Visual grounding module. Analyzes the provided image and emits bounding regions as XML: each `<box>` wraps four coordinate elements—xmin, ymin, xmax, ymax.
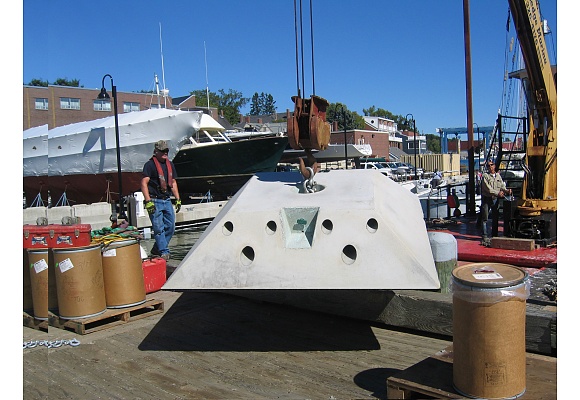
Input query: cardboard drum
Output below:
<box><xmin>101</xmin><ymin>239</ymin><xmax>146</xmax><ymax>308</ymax></box>
<box><xmin>452</xmin><ymin>263</ymin><xmax>530</xmax><ymax>399</ymax></box>
<box><xmin>53</xmin><ymin>244</ymin><xmax>106</xmax><ymax>319</ymax></box>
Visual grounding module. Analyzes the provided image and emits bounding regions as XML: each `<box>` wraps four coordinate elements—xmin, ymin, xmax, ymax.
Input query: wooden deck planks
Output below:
<box><xmin>24</xmin><ymin>290</ymin><xmax>453</xmax><ymax>399</ymax></box>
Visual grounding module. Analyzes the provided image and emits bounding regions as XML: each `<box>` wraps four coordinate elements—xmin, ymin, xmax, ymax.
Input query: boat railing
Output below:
<box><xmin>423</xmin><ymin>180</ymin><xmax>472</xmax><ymax>220</ymax></box>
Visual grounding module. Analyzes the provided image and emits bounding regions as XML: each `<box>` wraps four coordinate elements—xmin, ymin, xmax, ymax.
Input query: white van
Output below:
<box><xmin>360</xmin><ymin>162</ymin><xmax>394</xmax><ymax>178</ymax></box>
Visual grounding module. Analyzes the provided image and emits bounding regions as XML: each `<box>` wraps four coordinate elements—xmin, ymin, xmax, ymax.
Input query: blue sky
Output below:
<box><xmin>22</xmin><ymin>0</ymin><xmax>558</xmax><ymax>136</ymax></box>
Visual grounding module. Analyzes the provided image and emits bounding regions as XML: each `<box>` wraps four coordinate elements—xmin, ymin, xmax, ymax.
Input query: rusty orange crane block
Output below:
<box><xmin>287</xmin><ymin>95</ymin><xmax>331</xmax><ymax>151</ymax></box>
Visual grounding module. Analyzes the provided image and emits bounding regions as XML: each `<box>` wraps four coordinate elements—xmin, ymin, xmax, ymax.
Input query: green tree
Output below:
<box><xmin>217</xmin><ymin>89</ymin><xmax>249</xmax><ymax>125</ymax></box>
<box><xmin>26</xmin><ymin>78</ymin><xmax>49</xmax><ymax>87</ymax></box>
<box><xmin>326</xmin><ymin>103</ymin><xmax>364</xmax><ymax>130</ymax></box>
<box><xmin>362</xmin><ymin>105</ymin><xmax>421</xmax><ymax>132</ymax></box>
<box><xmin>262</xmin><ymin>93</ymin><xmax>276</xmax><ymax>115</ymax></box>
<box><xmin>426</xmin><ymin>134</ymin><xmax>441</xmax><ymax>153</ymax></box>
<box><xmin>190</xmin><ymin>89</ymin><xmax>221</xmax><ymax>109</ymax></box>
<box><xmin>52</xmin><ymin>78</ymin><xmax>82</xmax><ymax>87</ymax></box>
<box><xmin>250</xmin><ymin>92</ymin><xmax>261</xmax><ymax>115</ymax></box>
<box><xmin>249</xmin><ymin>92</ymin><xmax>276</xmax><ymax>115</ymax></box>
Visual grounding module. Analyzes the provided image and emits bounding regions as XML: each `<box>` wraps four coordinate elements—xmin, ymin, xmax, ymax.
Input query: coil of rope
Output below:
<box><xmin>91</xmin><ymin>225</ymin><xmax>143</xmax><ymax>248</ymax></box>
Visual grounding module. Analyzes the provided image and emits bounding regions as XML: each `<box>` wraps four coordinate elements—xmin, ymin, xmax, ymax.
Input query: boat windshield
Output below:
<box><xmin>195</xmin><ymin>129</ymin><xmax>230</xmax><ymax>144</ymax></box>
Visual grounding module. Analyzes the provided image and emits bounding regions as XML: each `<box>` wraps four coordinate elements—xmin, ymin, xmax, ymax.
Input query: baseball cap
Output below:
<box><xmin>154</xmin><ymin>140</ymin><xmax>169</xmax><ymax>151</ymax></box>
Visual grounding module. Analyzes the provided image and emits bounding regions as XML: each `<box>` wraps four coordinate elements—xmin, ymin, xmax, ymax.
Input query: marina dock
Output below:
<box><xmin>22</xmin><ymin>214</ymin><xmax>557</xmax><ymax>399</ymax></box>
<box><xmin>23</xmin><ymin>287</ymin><xmax>557</xmax><ymax>399</ymax></box>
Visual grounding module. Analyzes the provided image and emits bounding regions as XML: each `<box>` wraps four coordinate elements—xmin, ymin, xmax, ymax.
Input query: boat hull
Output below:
<box><xmin>24</xmin><ymin>136</ymin><xmax>289</xmax><ymax>206</ymax></box>
<box><xmin>173</xmin><ymin>136</ymin><xmax>288</xmax><ymax>176</ymax></box>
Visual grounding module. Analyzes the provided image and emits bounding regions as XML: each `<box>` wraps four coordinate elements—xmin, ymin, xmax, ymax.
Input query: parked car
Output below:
<box><xmin>360</xmin><ymin>162</ymin><xmax>394</xmax><ymax>178</ymax></box>
<box><xmin>393</xmin><ymin>162</ymin><xmax>411</xmax><ymax>175</ymax></box>
<box><xmin>402</xmin><ymin>162</ymin><xmax>424</xmax><ymax>177</ymax></box>
<box><xmin>379</xmin><ymin>161</ymin><xmax>398</xmax><ymax>174</ymax></box>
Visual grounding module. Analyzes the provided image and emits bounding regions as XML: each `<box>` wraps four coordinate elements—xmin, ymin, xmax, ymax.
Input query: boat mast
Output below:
<box><xmin>204</xmin><ymin>41</ymin><xmax>210</xmax><ymax>110</ymax></box>
<box><xmin>159</xmin><ymin>22</ymin><xmax>168</xmax><ymax>108</ymax></box>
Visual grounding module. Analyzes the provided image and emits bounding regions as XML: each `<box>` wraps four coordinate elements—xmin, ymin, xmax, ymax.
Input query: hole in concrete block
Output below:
<box><xmin>240</xmin><ymin>246</ymin><xmax>255</xmax><ymax>266</ymax></box>
<box><xmin>223</xmin><ymin>221</ymin><xmax>234</xmax><ymax>236</ymax></box>
<box><xmin>266</xmin><ymin>220</ymin><xmax>277</xmax><ymax>235</ymax></box>
<box><xmin>342</xmin><ymin>245</ymin><xmax>357</xmax><ymax>265</ymax></box>
<box><xmin>321</xmin><ymin>219</ymin><xmax>333</xmax><ymax>234</ymax></box>
<box><xmin>366</xmin><ymin>218</ymin><xmax>378</xmax><ymax>233</ymax></box>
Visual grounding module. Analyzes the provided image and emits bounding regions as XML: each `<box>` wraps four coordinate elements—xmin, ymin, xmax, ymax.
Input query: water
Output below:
<box><xmin>140</xmin><ymin>224</ymin><xmax>209</xmax><ymax>262</ymax></box>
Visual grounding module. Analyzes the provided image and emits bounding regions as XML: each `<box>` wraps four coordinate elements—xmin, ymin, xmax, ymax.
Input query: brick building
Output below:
<box><xmin>23</xmin><ymin>85</ymin><xmax>211</xmax><ymax>130</ymax></box>
<box><xmin>328</xmin><ymin>116</ymin><xmax>404</xmax><ymax>159</ymax></box>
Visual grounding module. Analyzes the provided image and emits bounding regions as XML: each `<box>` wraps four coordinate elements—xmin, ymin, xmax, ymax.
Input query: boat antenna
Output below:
<box><xmin>159</xmin><ymin>22</ymin><xmax>168</xmax><ymax>108</ymax></box>
<box><xmin>204</xmin><ymin>41</ymin><xmax>210</xmax><ymax>110</ymax></box>
<box><xmin>154</xmin><ymin>73</ymin><xmax>160</xmax><ymax>108</ymax></box>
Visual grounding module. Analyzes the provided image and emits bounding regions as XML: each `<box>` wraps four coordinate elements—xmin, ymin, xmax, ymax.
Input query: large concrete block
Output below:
<box><xmin>165</xmin><ymin>170</ymin><xmax>440</xmax><ymax>290</ymax></box>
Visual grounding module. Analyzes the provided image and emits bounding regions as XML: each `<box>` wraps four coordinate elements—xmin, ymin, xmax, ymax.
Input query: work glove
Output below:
<box><xmin>175</xmin><ymin>199</ymin><xmax>182</xmax><ymax>213</ymax></box>
<box><xmin>144</xmin><ymin>200</ymin><xmax>155</xmax><ymax>215</ymax></box>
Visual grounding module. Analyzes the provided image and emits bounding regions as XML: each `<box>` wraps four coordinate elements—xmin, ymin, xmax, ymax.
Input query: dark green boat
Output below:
<box><xmin>173</xmin><ymin>127</ymin><xmax>288</xmax><ymax>200</ymax></box>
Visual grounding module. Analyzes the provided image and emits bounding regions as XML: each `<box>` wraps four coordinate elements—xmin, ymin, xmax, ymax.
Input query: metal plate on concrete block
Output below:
<box><xmin>163</xmin><ymin>169</ymin><xmax>440</xmax><ymax>290</ymax></box>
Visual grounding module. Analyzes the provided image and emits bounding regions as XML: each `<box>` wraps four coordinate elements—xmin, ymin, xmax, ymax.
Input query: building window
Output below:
<box><xmin>94</xmin><ymin>100</ymin><xmax>111</xmax><ymax>111</ymax></box>
<box><xmin>123</xmin><ymin>102</ymin><xmax>140</xmax><ymax>112</ymax></box>
<box><xmin>60</xmin><ymin>97</ymin><xmax>80</xmax><ymax>110</ymax></box>
<box><xmin>35</xmin><ymin>98</ymin><xmax>48</xmax><ymax>110</ymax></box>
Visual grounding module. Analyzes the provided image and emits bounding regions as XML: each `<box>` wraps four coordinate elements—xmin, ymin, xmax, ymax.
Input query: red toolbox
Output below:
<box><xmin>24</xmin><ymin>223</ymin><xmax>93</xmax><ymax>249</ymax></box>
<box><xmin>23</xmin><ymin>225</ymin><xmax>51</xmax><ymax>248</ymax></box>
<box><xmin>142</xmin><ymin>257</ymin><xmax>167</xmax><ymax>294</ymax></box>
<box><xmin>48</xmin><ymin>224</ymin><xmax>92</xmax><ymax>248</ymax></box>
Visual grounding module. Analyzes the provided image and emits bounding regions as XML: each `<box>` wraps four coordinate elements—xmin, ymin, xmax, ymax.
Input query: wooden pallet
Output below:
<box><xmin>48</xmin><ymin>299</ymin><xmax>164</xmax><ymax>335</ymax></box>
<box><xmin>386</xmin><ymin>346</ymin><xmax>556</xmax><ymax>399</ymax></box>
<box><xmin>23</xmin><ymin>312</ymin><xmax>49</xmax><ymax>332</ymax></box>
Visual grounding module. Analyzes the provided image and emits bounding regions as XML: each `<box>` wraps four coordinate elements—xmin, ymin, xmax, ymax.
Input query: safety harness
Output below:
<box><xmin>151</xmin><ymin>156</ymin><xmax>173</xmax><ymax>193</ymax></box>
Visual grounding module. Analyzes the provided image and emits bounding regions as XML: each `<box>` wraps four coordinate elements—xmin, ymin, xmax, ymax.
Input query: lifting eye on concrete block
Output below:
<box><xmin>266</xmin><ymin>220</ymin><xmax>277</xmax><ymax>235</ymax></box>
<box><xmin>240</xmin><ymin>246</ymin><xmax>255</xmax><ymax>266</ymax></box>
<box><xmin>366</xmin><ymin>218</ymin><xmax>378</xmax><ymax>233</ymax></box>
<box><xmin>341</xmin><ymin>245</ymin><xmax>357</xmax><ymax>265</ymax></box>
<box><xmin>281</xmin><ymin>207</ymin><xmax>319</xmax><ymax>249</ymax></box>
<box><xmin>223</xmin><ymin>221</ymin><xmax>234</xmax><ymax>236</ymax></box>
<box><xmin>321</xmin><ymin>219</ymin><xmax>333</xmax><ymax>234</ymax></box>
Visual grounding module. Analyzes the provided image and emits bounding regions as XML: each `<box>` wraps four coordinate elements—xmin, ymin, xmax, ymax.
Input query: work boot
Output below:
<box><xmin>160</xmin><ymin>253</ymin><xmax>171</xmax><ymax>261</ymax></box>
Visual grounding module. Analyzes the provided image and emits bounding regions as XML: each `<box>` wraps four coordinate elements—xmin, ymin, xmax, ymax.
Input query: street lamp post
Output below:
<box><xmin>97</xmin><ymin>74</ymin><xmax>127</xmax><ymax>220</ymax></box>
<box><xmin>405</xmin><ymin>114</ymin><xmax>418</xmax><ymax>180</ymax></box>
<box><xmin>339</xmin><ymin>105</ymin><xmax>348</xmax><ymax>169</ymax></box>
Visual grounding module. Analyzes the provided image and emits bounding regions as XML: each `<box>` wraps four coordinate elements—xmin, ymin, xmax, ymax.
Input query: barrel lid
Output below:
<box><xmin>27</xmin><ymin>248</ymin><xmax>49</xmax><ymax>254</ymax></box>
<box><xmin>104</xmin><ymin>239</ymin><xmax>138</xmax><ymax>249</ymax></box>
<box><xmin>52</xmin><ymin>243</ymin><xmax>102</xmax><ymax>253</ymax></box>
<box><xmin>452</xmin><ymin>263</ymin><xmax>527</xmax><ymax>288</ymax></box>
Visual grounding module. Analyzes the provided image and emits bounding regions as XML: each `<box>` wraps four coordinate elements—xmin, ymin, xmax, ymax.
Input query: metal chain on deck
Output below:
<box><xmin>23</xmin><ymin>338</ymin><xmax>80</xmax><ymax>349</ymax></box>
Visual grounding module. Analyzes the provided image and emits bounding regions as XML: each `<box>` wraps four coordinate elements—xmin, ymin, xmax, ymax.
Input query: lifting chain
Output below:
<box><xmin>23</xmin><ymin>338</ymin><xmax>80</xmax><ymax>349</ymax></box>
<box><xmin>302</xmin><ymin>167</ymin><xmax>317</xmax><ymax>193</ymax></box>
<box><xmin>290</xmin><ymin>0</ymin><xmax>330</xmax><ymax>184</ymax></box>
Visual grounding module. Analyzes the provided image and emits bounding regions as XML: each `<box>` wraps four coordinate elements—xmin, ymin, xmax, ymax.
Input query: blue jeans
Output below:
<box><xmin>480</xmin><ymin>196</ymin><xmax>498</xmax><ymax>238</ymax></box>
<box><xmin>150</xmin><ymin>198</ymin><xmax>175</xmax><ymax>256</ymax></box>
